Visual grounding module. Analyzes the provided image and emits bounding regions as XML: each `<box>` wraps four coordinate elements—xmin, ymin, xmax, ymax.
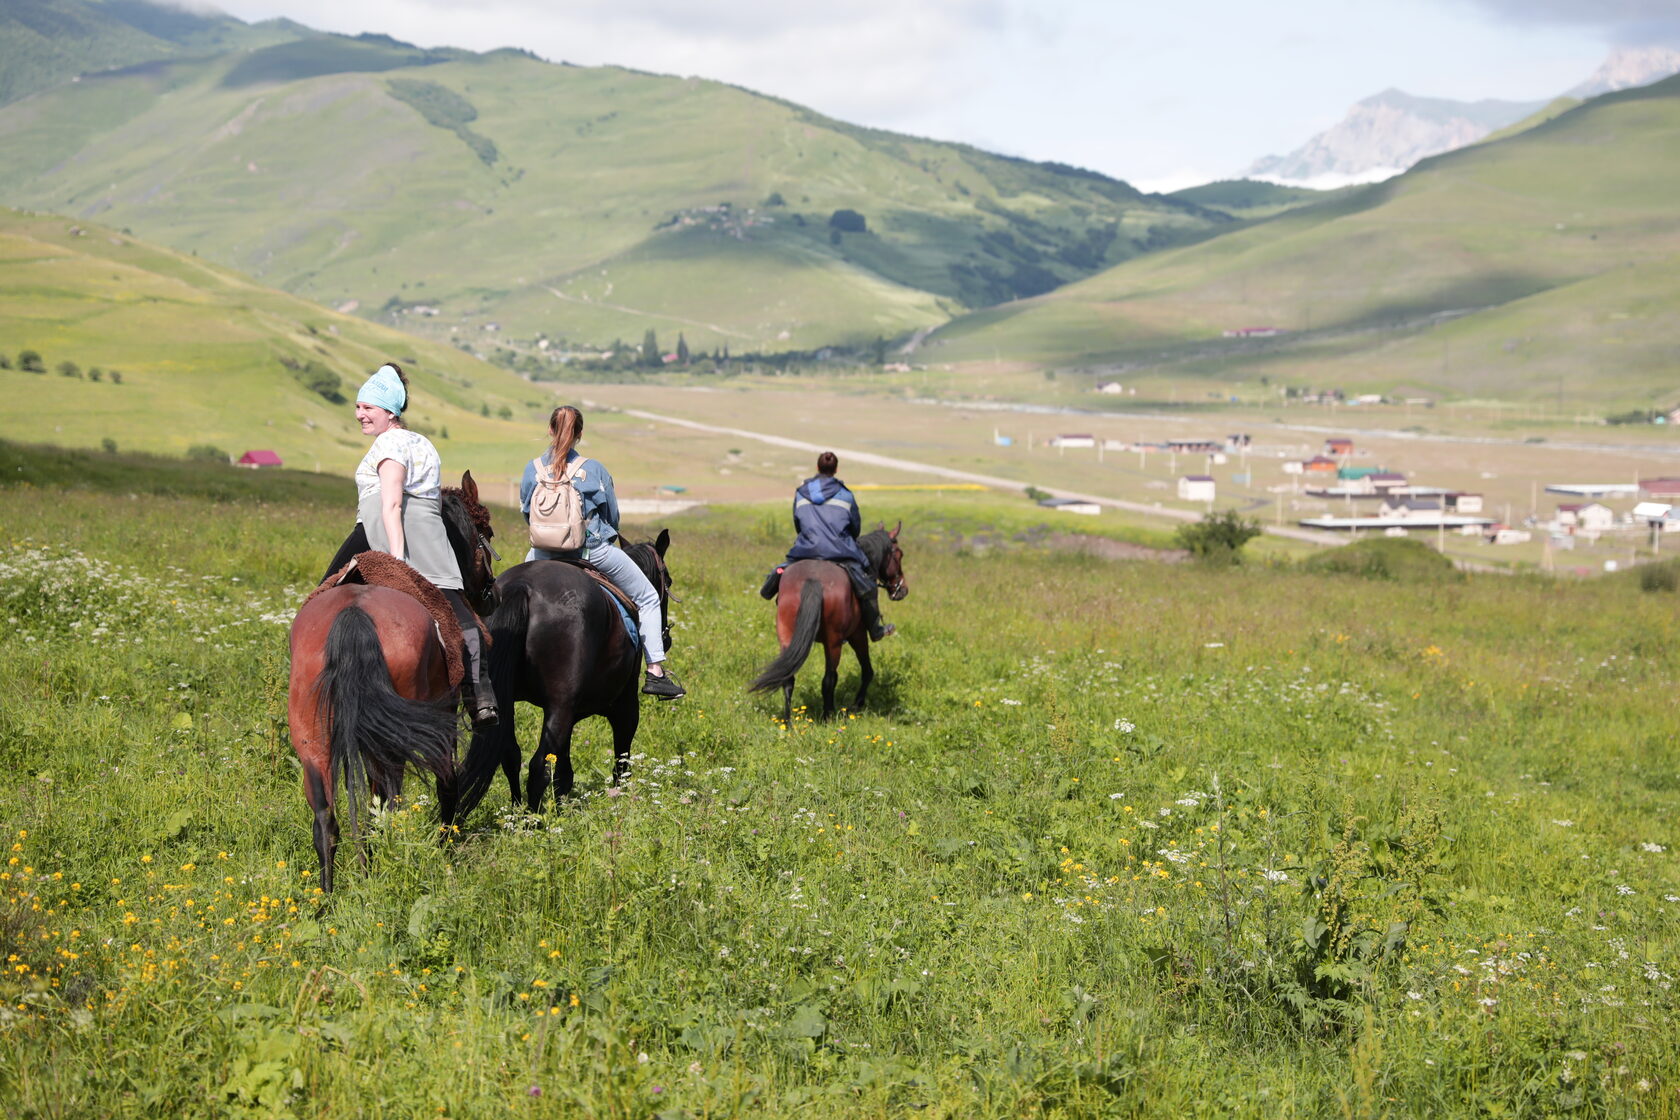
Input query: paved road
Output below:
<box><xmin>620</xmin><ymin>407</ymin><xmax>1348</xmax><ymax>546</ymax></box>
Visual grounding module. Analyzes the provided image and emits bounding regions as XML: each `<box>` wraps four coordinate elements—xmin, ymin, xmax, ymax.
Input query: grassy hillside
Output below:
<box><xmin>0</xmin><ymin>206</ymin><xmax>554</xmax><ymax>476</ymax></box>
<box><xmin>0</xmin><ymin>0</ymin><xmax>295</xmax><ymax>106</ymax></box>
<box><xmin>0</xmin><ymin>28</ymin><xmax>1224</xmax><ymax>353</ymax></box>
<box><xmin>1166</xmin><ymin>179</ymin><xmax>1353</xmax><ymax>221</ymax></box>
<box><xmin>2</xmin><ymin>444</ymin><xmax>1677</xmax><ymax>1115</ymax></box>
<box><xmin>926</xmin><ymin>77</ymin><xmax>1680</xmax><ymax>410</ymax></box>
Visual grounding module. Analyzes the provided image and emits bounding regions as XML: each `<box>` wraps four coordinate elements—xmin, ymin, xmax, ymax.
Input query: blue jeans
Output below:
<box><xmin>526</xmin><ymin>543</ymin><xmax>665</xmax><ymax>666</ymax></box>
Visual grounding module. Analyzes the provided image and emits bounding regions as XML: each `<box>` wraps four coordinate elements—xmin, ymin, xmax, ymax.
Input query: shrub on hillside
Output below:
<box><xmin>1304</xmin><ymin>537</ymin><xmax>1462</xmax><ymax>583</ymax></box>
<box><xmin>57</xmin><ymin>361</ymin><xmax>82</xmax><ymax>379</ymax></box>
<box><xmin>187</xmin><ymin>444</ymin><xmax>229</xmax><ymax>464</ymax></box>
<box><xmin>1176</xmin><ymin>509</ymin><xmax>1262</xmax><ymax>564</ymax></box>
<box><xmin>829</xmin><ymin>209</ymin><xmax>867</xmax><ymax>234</ymax></box>
<box><xmin>18</xmin><ymin>350</ymin><xmax>44</xmax><ymax>373</ymax></box>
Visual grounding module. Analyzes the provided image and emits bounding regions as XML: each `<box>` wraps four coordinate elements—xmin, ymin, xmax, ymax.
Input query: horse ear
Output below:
<box><xmin>655</xmin><ymin>528</ymin><xmax>670</xmax><ymax>557</ymax></box>
<box><xmin>460</xmin><ymin>470</ymin><xmax>479</xmax><ymax>504</ymax></box>
<box><xmin>889</xmin><ymin>519</ymin><xmax>901</xmax><ymax>541</ymax></box>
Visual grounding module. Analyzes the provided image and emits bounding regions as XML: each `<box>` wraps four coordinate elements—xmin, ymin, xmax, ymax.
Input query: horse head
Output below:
<box><xmin>442</xmin><ymin>470</ymin><xmax>499</xmax><ymax>615</ymax></box>
<box><xmin>626</xmin><ymin>529</ymin><xmax>675</xmax><ymax>654</ymax></box>
<box><xmin>864</xmin><ymin>522</ymin><xmax>908</xmax><ymax>601</ymax></box>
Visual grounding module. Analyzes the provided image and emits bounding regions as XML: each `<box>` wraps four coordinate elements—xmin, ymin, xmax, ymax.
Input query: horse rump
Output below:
<box><xmin>749</xmin><ymin>578</ymin><xmax>825</xmax><ymax>692</ymax></box>
<box><xmin>316</xmin><ymin>604</ymin><xmax>459</xmax><ymax>837</ymax></box>
<box><xmin>455</xmin><ymin>578</ymin><xmax>530</xmax><ymax>819</ymax></box>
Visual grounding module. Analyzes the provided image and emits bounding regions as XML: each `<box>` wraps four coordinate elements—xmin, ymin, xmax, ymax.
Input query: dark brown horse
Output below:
<box><xmin>455</xmin><ymin>532</ymin><xmax>674</xmax><ymax>815</ymax></box>
<box><xmin>749</xmin><ymin>524</ymin><xmax>906</xmax><ymax>723</ymax></box>
<box><xmin>285</xmin><ymin>473</ymin><xmax>498</xmax><ymax>892</ymax></box>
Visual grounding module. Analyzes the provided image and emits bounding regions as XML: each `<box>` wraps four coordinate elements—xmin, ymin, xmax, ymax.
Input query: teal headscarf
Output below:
<box><xmin>356</xmin><ymin>364</ymin><xmax>406</xmax><ymax>418</ymax></box>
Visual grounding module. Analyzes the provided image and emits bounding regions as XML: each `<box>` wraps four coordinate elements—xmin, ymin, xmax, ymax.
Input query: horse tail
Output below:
<box><xmin>455</xmin><ymin>579</ymin><xmax>528</xmax><ymax>819</ymax></box>
<box><xmin>317</xmin><ymin>605</ymin><xmax>459</xmax><ymax>842</ymax></box>
<box><xmin>749</xmin><ymin>579</ymin><xmax>824</xmax><ymax>692</ymax></box>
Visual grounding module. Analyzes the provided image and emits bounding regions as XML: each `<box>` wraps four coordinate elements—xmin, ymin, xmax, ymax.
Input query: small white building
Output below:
<box><xmin>1557</xmin><ymin>502</ymin><xmax>1615</xmax><ymax>533</ymax></box>
<box><xmin>1178</xmin><ymin>475</ymin><xmax>1216</xmax><ymax>502</ymax></box>
<box><xmin>1095</xmin><ymin>381</ymin><xmax>1124</xmax><ymax>394</ymax></box>
<box><xmin>1444</xmin><ymin>492</ymin><xmax>1483</xmax><ymax>513</ymax></box>
<box><xmin>1050</xmin><ymin>434</ymin><xmax>1096</xmax><ymax>449</ymax></box>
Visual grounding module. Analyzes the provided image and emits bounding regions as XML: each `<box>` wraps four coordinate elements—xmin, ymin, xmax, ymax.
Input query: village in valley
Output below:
<box><xmin>1015</xmin><ymin>393</ymin><xmax>1680</xmax><ymax>571</ymax></box>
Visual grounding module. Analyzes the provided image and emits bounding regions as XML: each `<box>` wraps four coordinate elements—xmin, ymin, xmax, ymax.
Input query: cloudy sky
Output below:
<box><xmin>204</xmin><ymin>0</ymin><xmax>1663</xmax><ymax>191</ymax></box>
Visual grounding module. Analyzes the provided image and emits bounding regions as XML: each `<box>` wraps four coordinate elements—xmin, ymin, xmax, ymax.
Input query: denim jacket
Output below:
<box><xmin>520</xmin><ymin>450</ymin><xmax>619</xmax><ymax>557</ymax></box>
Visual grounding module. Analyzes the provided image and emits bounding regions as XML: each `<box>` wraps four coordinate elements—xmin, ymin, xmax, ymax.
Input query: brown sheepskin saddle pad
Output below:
<box><xmin>306</xmin><ymin>551</ymin><xmax>482</xmax><ymax>689</ymax></box>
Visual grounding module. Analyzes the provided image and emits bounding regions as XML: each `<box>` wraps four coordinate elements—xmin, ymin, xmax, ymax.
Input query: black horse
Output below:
<box><xmin>455</xmin><ymin>531</ymin><xmax>673</xmax><ymax>815</ymax></box>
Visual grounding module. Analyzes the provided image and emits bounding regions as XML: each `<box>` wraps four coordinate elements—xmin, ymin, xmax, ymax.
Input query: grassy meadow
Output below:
<box><xmin>2</xmin><ymin>441</ymin><xmax>1678</xmax><ymax>1117</ymax></box>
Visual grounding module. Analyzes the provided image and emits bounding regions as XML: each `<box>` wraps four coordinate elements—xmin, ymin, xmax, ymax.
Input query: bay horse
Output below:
<box><xmin>749</xmin><ymin>523</ymin><xmax>907</xmax><ymax>723</ymax></box>
<box><xmin>455</xmin><ymin>531</ymin><xmax>673</xmax><ymax>816</ymax></box>
<box><xmin>285</xmin><ymin>472</ymin><xmax>498</xmax><ymax>892</ymax></box>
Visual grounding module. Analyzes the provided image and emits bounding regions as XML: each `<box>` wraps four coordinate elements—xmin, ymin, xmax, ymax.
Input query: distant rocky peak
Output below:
<box><xmin>1568</xmin><ymin>44</ymin><xmax>1680</xmax><ymax>98</ymax></box>
<box><xmin>1244</xmin><ymin>91</ymin><xmax>1542</xmax><ymax>188</ymax></box>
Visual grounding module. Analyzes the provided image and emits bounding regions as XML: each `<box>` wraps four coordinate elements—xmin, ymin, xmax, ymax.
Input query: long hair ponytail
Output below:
<box><xmin>548</xmin><ymin>405</ymin><xmax>583</xmax><ymax>468</ymax></box>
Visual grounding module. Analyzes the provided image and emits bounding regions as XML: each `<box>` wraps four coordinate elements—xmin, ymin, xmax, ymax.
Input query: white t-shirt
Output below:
<box><xmin>355</xmin><ymin>428</ymin><xmax>442</xmax><ymax>504</ymax></box>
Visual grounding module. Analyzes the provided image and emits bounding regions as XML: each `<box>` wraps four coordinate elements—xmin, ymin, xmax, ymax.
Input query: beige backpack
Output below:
<box><xmin>528</xmin><ymin>455</ymin><xmax>587</xmax><ymax>551</ymax></box>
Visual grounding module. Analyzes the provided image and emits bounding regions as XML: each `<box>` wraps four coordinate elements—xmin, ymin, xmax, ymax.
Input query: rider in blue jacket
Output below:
<box><xmin>760</xmin><ymin>451</ymin><xmax>894</xmax><ymax>640</ymax></box>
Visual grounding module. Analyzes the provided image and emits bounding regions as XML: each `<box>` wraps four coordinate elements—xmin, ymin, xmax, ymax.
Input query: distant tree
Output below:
<box><xmin>0</xmin><ymin>354</ymin><xmax>10</xmax><ymax>370</ymax></box>
<box><xmin>763</xmin><ymin>191</ymin><xmax>786</xmax><ymax>207</ymax></box>
<box><xmin>57</xmin><ymin>360</ymin><xmax>82</xmax><ymax>379</ymax></box>
<box><xmin>289</xmin><ymin>361</ymin><xmax>343</xmax><ymax>404</ymax></box>
<box><xmin>87</xmin><ymin>367</ymin><xmax>103</xmax><ymax>382</ymax></box>
<box><xmin>640</xmin><ymin>329</ymin><xmax>660</xmax><ymax>369</ymax></box>
<box><xmin>872</xmin><ymin>336</ymin><xmax>887</xmax><ymax>365</ymax></box>
<box><xmin>828</xmin><ymin>209</ymin><xmax>867</xmax><ymax>233</ymax></box>
<box><xmin>18</xmin><ymin>350</ymin><xmax>44</xmax><ymax>373</ymax></box>
<box><xmin>1024</xmin><ymin>485</ymin><xmax>1051</xmax><ymax>502</ymax></box>
<box><xmin>440</xmin><ymin>425</ymin><xmax>450</xmax><ymax>440</ymax></box>
<box><xmin>497</xmin><ymin>404</ymin><xmax>513</xmax><ymax>420</ymax></box>
<box><xmin>676</xmin><ymin>333</ymin><xmax>690</xmax><ymax>364</ymax></box>
<box><xmin>1176</xmin><ymin>509</ymin><xmax>1262</xmax><ymax>565</ymax></box>
<box><xmin>101</xmin><ymin>438</ymin><xmax>118</xmax><ymax>454</ymax></box>
<box><xmin>109</xmin><ymin>370</ymin><xmax>123</xmax><ymax>384</ymax></box>
<box><xmin>480</xmin><ymin>402</ymin><xmax>490</xmax><ymax>417</ymax></box>
<box><xmin>187</xmin><ymin>444</ymin><xmax>229</xmax><ymax>464</ymax></box>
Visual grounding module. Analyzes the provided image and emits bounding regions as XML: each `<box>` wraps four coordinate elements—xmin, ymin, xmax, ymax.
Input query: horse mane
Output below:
<box><xmin>857</xmin><ymin>528</ymin><xmax>890</xmax><ymax>577</ymax></box>
<box><xmin>441</xmin><ymin>486</ymin><xmax>493</xmax><ymax>541</ymax></box>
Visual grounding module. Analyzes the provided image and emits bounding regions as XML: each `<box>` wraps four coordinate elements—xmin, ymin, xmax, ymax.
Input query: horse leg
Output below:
<box><xmin>820</xmin><ymin>640</ymin><xmax>841</xmax><ymax>721</ymax></box>
<box><xmin>303</xmin><ymin>762</ymin><xmax>338</xmax><ymax>895</ymax></box>
<box><xmin>781</xmin><ymin>680</ymin><xmax>794</xmax><ymax>726</ymax></box>
<box><xmin>608</xmin><ymin>689</ymin><xmax>641</xmax><ymax>787</ymax></box>
<box><xmin>849</xmin><ymin>631</ymin><xmax>875</xmax><ymax>712</ymax></box>
<box><xmin>529</xmin><ymin>706</ymin><xmax>577</xmax><ymax>809</ymax></box>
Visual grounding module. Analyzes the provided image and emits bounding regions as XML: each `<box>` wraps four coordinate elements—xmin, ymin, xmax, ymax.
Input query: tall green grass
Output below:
<box><xmin>2</xmin><ymin>444</ymin><xmax>1677</xmax><ymax>1116</ymax></box>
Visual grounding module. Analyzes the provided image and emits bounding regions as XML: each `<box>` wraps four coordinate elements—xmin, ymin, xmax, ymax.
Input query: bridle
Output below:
<box><xmin>642</xmin><ymin>542</ymin><xmax>675</xmax><ymax>652</ymax></box>
<box><xmin>878</xmin><ymin>545</ymin><xmax>907</xmax><ymax>600</ymax></box>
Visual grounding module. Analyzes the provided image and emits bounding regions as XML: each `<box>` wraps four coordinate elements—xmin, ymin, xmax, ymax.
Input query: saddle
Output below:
<box><xmin>305</xmin><ymin>551</ymin><xmax>484</xmax><ymax>689</ymax></box>
<box><xmin>548</xmin><ymin>557</ymin><xmax>639</xmax><ymax>617</ymax></box>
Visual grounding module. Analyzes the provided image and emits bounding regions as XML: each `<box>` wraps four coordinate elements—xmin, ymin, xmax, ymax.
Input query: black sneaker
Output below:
<box><xmin>759</xmin><ymin>568</ymin><xmax>783</xmax><ymax>600</ymax></box>
<box><xmin>643</xmin><ymin>670</ymin><xmax>686</xmax><ymax>700</ymax></box>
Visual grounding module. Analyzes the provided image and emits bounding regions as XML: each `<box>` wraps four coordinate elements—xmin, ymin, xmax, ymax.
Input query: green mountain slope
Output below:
<box><xmin>0</xmin><ymin>21</ymin><xmax>1224</xmax><ymax>353</ymax></box>
<box><xmin>925</xmin><ymin>77</ymin><xmax>1680</xmax><ymax>408</ymax></box>
<box><xmin>0</xmin><ymin>0</ymin><xmax>295</xmax><ymax>106</ymax></box>
<box><xmin>1167</xmin><ymin>179</ymin><xmax>1354</xmax><ymax>221</ymax></box>
<box><xmin>0</xmin><ymin>205</ymin><xmax>548</xmax><ymax>474</ymax></box>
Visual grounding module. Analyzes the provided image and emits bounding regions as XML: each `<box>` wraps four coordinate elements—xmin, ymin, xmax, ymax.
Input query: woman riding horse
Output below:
<box><xmin>760</xmin><ymin>451</ymin><xmax>894</xmax><ymax>640</ymax></box>
<box><xmin>520</xmin><ymin>404</ymin><xmax>684</xmax><ymax>700</ymax></box>
<box><xmin>322</xmin><ymin>363</ymin><xmax>496</xmax><ymax>725</ymax></box>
